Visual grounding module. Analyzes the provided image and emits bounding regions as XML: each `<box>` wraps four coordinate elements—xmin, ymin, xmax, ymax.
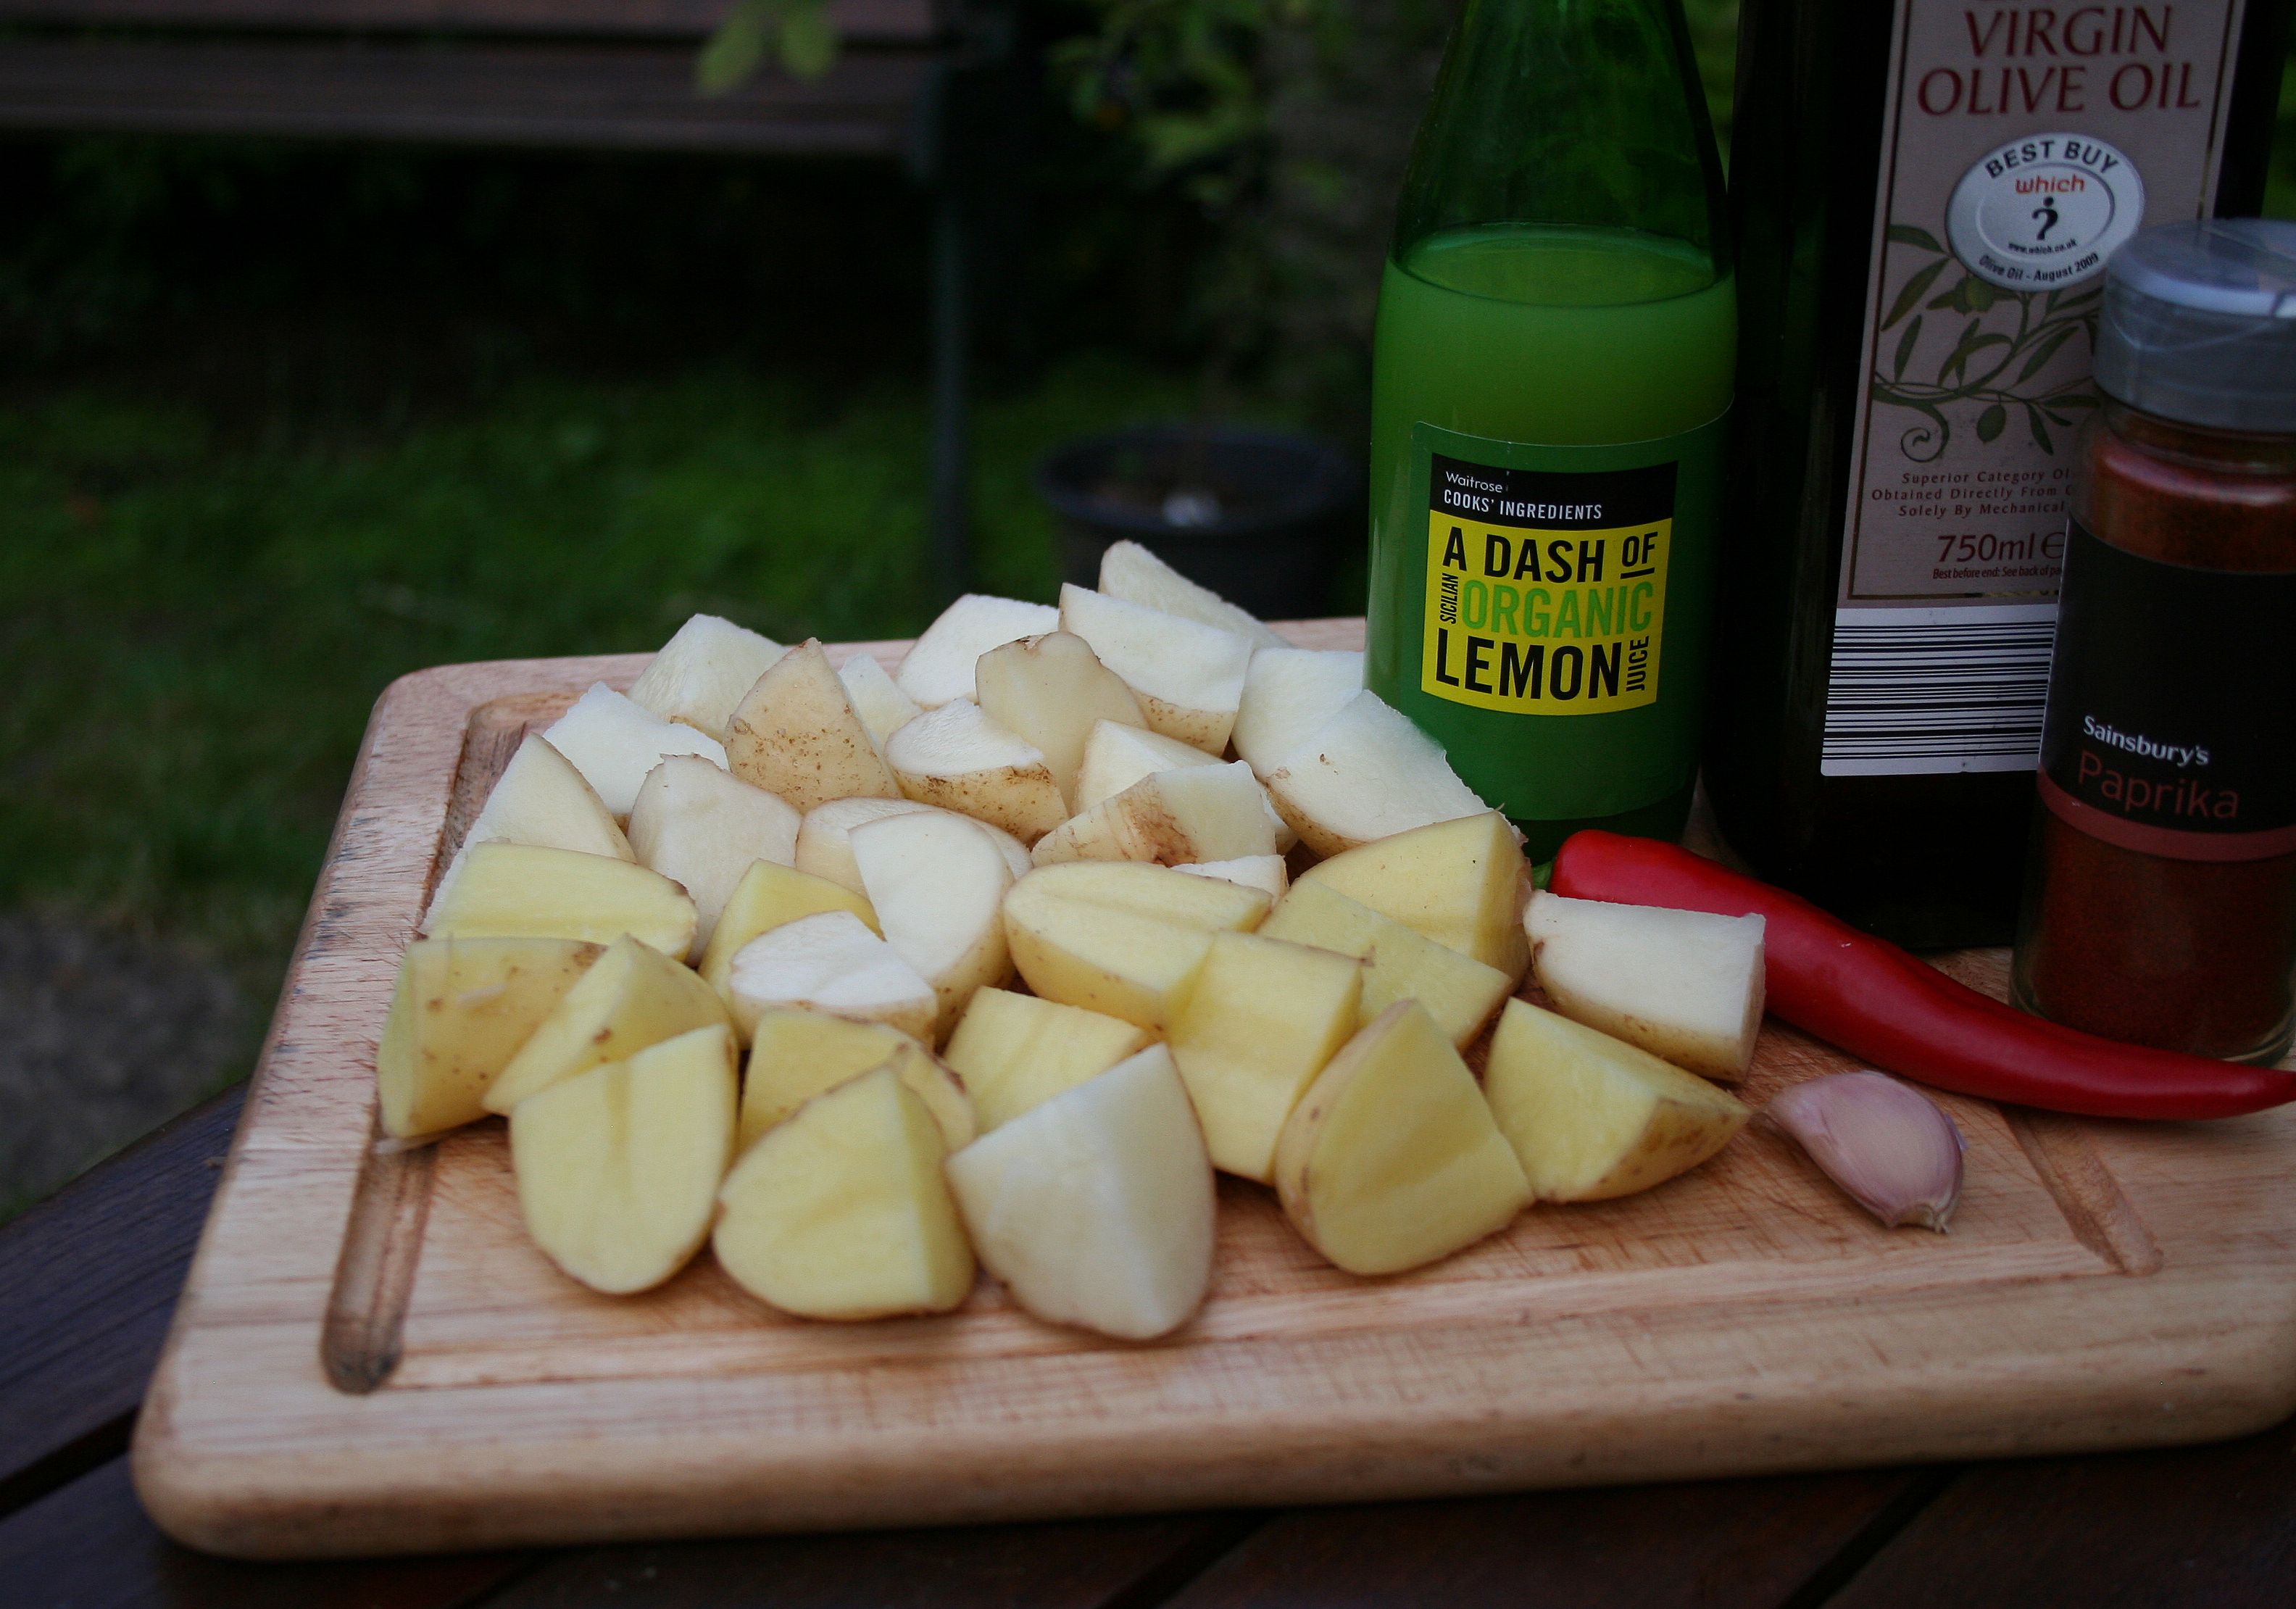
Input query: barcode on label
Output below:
<box><xmin>1820</xmin><ymin>604</ymin><xmax>2059</xmax><ymax>776</ymax></box>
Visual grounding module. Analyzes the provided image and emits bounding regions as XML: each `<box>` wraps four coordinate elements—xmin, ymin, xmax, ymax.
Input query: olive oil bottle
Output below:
<box><xmin>1365</xmin><ymin>0</ymin><xmax>1734</xmax><ymax>861</ymax></box>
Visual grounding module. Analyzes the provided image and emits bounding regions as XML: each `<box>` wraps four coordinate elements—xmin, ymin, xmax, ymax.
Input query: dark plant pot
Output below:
<box><xmin>1036</xmin><ymin>423</ymin><xmax>1360</xmax><ymax>620</ymax></box>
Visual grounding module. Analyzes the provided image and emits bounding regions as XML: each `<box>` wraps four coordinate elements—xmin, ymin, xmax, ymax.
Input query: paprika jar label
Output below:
<box><xmin>1819</xmin><ymin>0</ymin><xmax>2250</xmax><ymax>779</ymax></box>
<box><xmin>2038</xmin><ymin>521</ymin><xmax>2296</xmax><ymax>860</ymax></box>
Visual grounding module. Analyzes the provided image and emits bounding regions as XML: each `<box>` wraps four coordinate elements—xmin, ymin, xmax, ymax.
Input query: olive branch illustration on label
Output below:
<box><xmin>1869</xmin><ymin>223</ymin><xmax>2102</xmax><ymax>462</ymax></box>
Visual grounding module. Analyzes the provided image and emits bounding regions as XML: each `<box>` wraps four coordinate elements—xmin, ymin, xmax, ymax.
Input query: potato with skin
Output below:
<box><xmin>725</xmin><ymin>910</ymin><xmax>939</xmax><ymax>1042</ymax></box>
<box><xmin>483</xmin><ymin>934</ymin><xmax>730</xmax><ymax>1114</ymax></box>
<box><xmin>510</xmin><ymin>1023</ymin><xmax>738</xmax><ymax>1294</ymax></box>
<box><xmin>740</xmin><ymin>1009</ymin><xmax>973</xmax><ymax>1152</ymax></box>
<box><xmin>697</xmin><ymin>859</ymin><xmax>878</xmax><ymax>1006</ymax></box>
<box><xmin>1030</xmin><ymin>760</ymin><xmax>1279</xmax><ymax>868</ymax></box>
<box><xmin>1482</xmin><ymin>999</ymin><xmax>1750</xmax><ymax>1202</ymax></box>
<box><xmin>1169</xmin><ymin>932</ymin><xmax>1365</xmax><ymax>1183</ymax></box>
<box><xmin>1525</xmin><ymin>891</ymin><xmax>1767</xmax><ymax>1081</ymax></box>
<box><xmin>421</xmin><ymin>733</ymin><xmax>630</xmax><ymax>928</ymax></box>
<box><xmin>715</xmin><ymin>1066</ymin><xmax>976</xmax><ymax>1321</ymax></box>
<box><xmin>794</xmin><ymin>797</ymin><xmax>1031</xmax><ymax>894</ymax></box>
<box><xmin>836</xmin><ymin>651</ymin><xmax>922</xmax><ymax>749</ymax></box>
<box><xmin>1098</xmin><ymin>539</ymin><xmax>1287</xmax><ymax>649</ymax></box>
<box><xmin>626</xmin><ymin>613</ymin><xmax>785</xmax><ymax>741</ymax></box>
<box><xmin>725</xmin><ymin>639</ymin><xmax>900</xmax><ymax>812</ymax></box>
<box><xmin>894</xmin><ymin>593</ymin><xmax>1060</xmax><ymax>708</ymax></box>
<box><xmin>421</xmin><ymin>842</ymin><xmax>696</xmax><ymax>958</ymax></box>
<box><xmin>1057</xmin><ymin>584</ymin><xmax>1254</xmax><ymax>753</ymax></box>
<box><xmin>1294</xmin><ymin>810</ymin><xmax>1529</xmax><ymax>978</ymax></box>
<box><xmin>375</xmin><ymin>936</ymin><xmax>603</xmax><ymax>1139</ymax></box>
<box><xmin>1260</xmin><ymin>880</ymin><xmax>1513</xmax><ymax>1050</ymax></box>
<box><xmin>946</xmin><ymin>1044</ymin><xmax>1217</xmax><ymax>1341</ymax></box>
<box><xmin>883</xmin><ymin>699</ymin><xmax>1068</xmax><ymax>843</ymax></box>
<box><xmin>1002</xmin><ymin>860</ymin><xmax>1271</xmax><ymax>1031</ymax></box>
<box><xmin>941</xmin><ymin>986</ymin><xmax>1152</xmax><ymax>1131</ymax></box>
<box><xmin>1232</xmin><ymin>647</ymin><xmax>1364</xmax><ymax>776</ymax></box>
<box><xmin>1263</xmin><ymin>691</ymin><xmax>1489</xmax><ymax>858</ymax></box>
<box><xmin>850</xmin><ymin>808</ymin><xmax>1015</xmax><ymax>1040</ymax></box>
<box><xmin>1274</xmin><ymin>1001</ymin><xmax>1531</xmax><ymax>1276</ymax></box>
<box><xmin>1172</xmin><ymin>856</ymin><xmax>1289</xmax><ymax>901</ymax></box>
<box><xmin>626</xmin><ymin>757</ymin><xmax>801</xmax><ymax>960</ymax></box>
<box><xmin>976</xmin><ymin>631</ymin><xmax>1147</xmax><ymax>809</ymax></box>
<box><xmin>543</xmin><ymin>683</ymin><xmax>727</xmax><ymax>818</ymax></box>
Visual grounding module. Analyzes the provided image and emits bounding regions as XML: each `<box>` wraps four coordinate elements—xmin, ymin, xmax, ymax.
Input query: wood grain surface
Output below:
<box><xmin>127</xmin><ymin>623</ymin><xmax>2296</xmax><ymax>1560</ymax></box>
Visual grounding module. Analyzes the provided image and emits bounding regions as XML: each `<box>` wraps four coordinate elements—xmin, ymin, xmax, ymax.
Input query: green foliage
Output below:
<box><xmin>698</xmin><ymin>0</ymin><xmax>841</xmax><ymax>93</ymax></box>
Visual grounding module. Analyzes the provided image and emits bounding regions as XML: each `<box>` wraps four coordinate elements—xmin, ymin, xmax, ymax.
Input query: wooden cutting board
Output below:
<box><xmin>130</xmin><ymin>621</ymin><xmax>2296</xmax><ymax>1560</ymax></box>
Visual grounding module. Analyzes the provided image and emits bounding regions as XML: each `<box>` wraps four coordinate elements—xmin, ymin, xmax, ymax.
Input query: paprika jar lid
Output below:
<box><xmin>2094</xmin><ymin>217</ymin><xmax>2296</xmax><ymax>434</ymax></box>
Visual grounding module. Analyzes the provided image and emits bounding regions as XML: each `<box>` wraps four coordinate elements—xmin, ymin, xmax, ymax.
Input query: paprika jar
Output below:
<box><xmin>2013</xmin><ymin>219</ymin><xmax>2296</xmax><ymax>1065</ymax></box>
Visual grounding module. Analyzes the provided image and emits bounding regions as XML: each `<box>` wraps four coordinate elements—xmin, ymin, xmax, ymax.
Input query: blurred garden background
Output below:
<box><xmin>2</xmin><ymin>0</ymin><xmax>2292</xmax><ymax>1213</ymax></box>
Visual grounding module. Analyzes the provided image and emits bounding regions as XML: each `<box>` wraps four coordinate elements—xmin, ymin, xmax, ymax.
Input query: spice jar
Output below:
<box><xmin>2013</xmin><ymin>220</ymin><xmax>2296</xmax><ymax>1065</ymax></box>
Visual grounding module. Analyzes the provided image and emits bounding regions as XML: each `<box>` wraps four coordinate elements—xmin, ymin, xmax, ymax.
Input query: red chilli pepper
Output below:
<box><xmin>1550</xmin><ymin>831</ymin><xmax>2296</xmax><ymax>1121</ymax></box>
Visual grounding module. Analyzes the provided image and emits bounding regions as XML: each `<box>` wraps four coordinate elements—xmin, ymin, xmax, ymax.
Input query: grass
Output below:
<box><xmin>0</xmin><ymin>354</ymin><xmax>1220</xmax><ymax>1055</ymax></box>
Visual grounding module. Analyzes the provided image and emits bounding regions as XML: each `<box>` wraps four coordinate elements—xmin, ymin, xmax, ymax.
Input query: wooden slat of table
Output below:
<box><xmin>0</xmin><ymin>1088</ymin><xmax>243</xmax><ymax>1514</ymax></box>
<box><xmin>1829</xmin><ymin>1414</ymin><xmax>2296</xmax><ymax>1608</ymax></box>
<box><xmin>1158</xmin><ymin>1472</ymin><xmax>1942</xmax><ymax>1609</ymax></box>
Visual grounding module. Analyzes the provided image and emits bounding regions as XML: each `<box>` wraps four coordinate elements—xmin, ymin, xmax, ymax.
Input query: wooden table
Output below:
<box><xmin>4</xmin><ymin>1087</ymin><xmax>2292</xmax><ymax>1606</ymax></box>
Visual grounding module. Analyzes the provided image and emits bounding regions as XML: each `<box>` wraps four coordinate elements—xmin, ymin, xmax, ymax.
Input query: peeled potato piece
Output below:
<box><xmin>1002</xmin><ymin>860</ymin><xmax>1271</xmax><ymax>1031</ymax></box>
<box><xmin>850</xmin><ymin>808</ymin><xmax>1015</xmax><ymax>1040</ymax></box>
<box><xmin>725</xmin><ymin>909</ymin><xmax>939</xmax><ymax>1042</ymax></box>
<box><xmin>715</xmin><ymin>1066</ymin><xmax>976</xmax><ymax>1321</ymax></box>
<box><xmin>1260</xmin><ymin>880</ymin><xmax>1513</xmax><ymax>1049</ymax></box>
<box><xmin>697</xmin><ymin>860</ymin><xmax>878</xmax><ymax>1006</ymax></box>
<box><xmin>741</xmin><ymin>1008</ymin><xmax>973</xmax><ymax>1153</ymax></box>
<box><xmin>894</xmin><ymin>592</ymin><xmax>1060</xmax><ymax>709</ymax></box>
<box><xmin>627</xmin><ymin>756</ymin><xmax>801</xmax><ymax>960</ymax></box>
<box><xmin>483</xmin><ymin>934</ymin><xmax>729</xmax><ymax>1114</ymax></box>
<box><xmin>941</xmin><ymin>986</ymin><xmax>1152</xmax><ymax>1132</ymax></box>
<box><xmin>1262</xmin><ymin>690</ymin><xmax>1488</xmax><ymax>858</ymax></box>
<box><xmin>947</xmin><ymin>1044</ymin><xmax>1216</xmax><ymax>1341</ymax></box>
<box><xmin>1274</xmin><ymin>1001</ymin><xmax>1531</xmax><ymax>1276</ymax></box>
<box><xmin>1169</xmin><ymin>932</ymin><xmax>1365</xmax><ymax>1184</ymax></box>
<box><xmin>837</xmin><ymin>650</ymin><xmax>923</xmax><ymax>749</ymax></box>
<box><xmin>626</xmin><ymin>612</ymin><xmax>786</xmax><ymax>741</ymax></box>
<box><xmin>1231</xmin><ymin>647</ymin><xmax>1364</xmax><ymax>776</ymax></box>
<box><xmin>375</xmin><ymin>936</ymin><xmax>603</xmax><ymax>1139</ymax></box>
<box><xmin>510</xmin><ymin>1023</ymin><xmax>738</xmax><ymax>1294</ymax></box>
<box><xmin>794</xmin><ymin>797</ymin><xmax>1031</xmax><ymax>896</ymax></box>
<box><xmin>883</xmin><ymin>699</ymin><xmax>1068</xmax><ymax>843</ymax></box>
<box><xmin>421</xmin><ymin>842</ymin><xmax>696</xmax><ymax>959</ymax></box>
<box><xmin>1072</xmin><ymin>719</ymin><xmax>1222</xmax><ymax>812</ymax></box>
<box><xmin>1172</xmin><ymin>855</ymin><xmax>1289</xmax><ymax>901</ymax></box>
<box><xmin>422</xmin><ymin>733</ymin><xmax>631</xmax><ymax>929</ymax></box>
<box><xmin>1482</xmin><ymin>999</ymin><xmax>1750</xmax><ymax>1202</ymax></box>
<box><xmin>542</xmin><ymin>682</ymin><xmax>727</xmax><ymax>818</ymax></box>
<box><xmin>1057</xmin><ymin>584</ymin><xmax>1254</xmax><ymax>753</ymax></box>
<box><xmin>1525</xmin><ymin>891</ymin><xmax>1766</xmax><ymax>1081</ymax></box>
<box><xmin>1098</xmin><ymin>539</ymin><xmax>1287</xmax><ymax>649</ymax></box>
<box><xmin>725</xmin><ymin>638</ymin><xmax>899</xmax><ymax>812</ymax></box>
<box><xmin>1294</xmin><ymin>810</ymin><xmax>1528</xmax><ymax>977</ymax></box>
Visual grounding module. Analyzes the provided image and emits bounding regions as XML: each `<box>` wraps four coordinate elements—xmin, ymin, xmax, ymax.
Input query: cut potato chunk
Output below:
<box><xmin>422</xmin><ymin>842</ymin><xmax>696</xmax><ymax>958</ymax></box>
<box><xmin>894</xmin><ymin>593</ymin><xmax>1060</xmax><ymax>709</ymax></box>
<box><xmin>1170</xmin><ymin>932</ymin><xmax>1364</xmax><ymax>1182</ymax></box>
<box><xmin>1099</xmin><ymin>539</ymin><xmax>1287</xmax><ymax>649</ymax></box>
<box><xmin>1261</xmin><ymin>880</ymin><xmax>1511</xmax><ymax>1049</ymax></box>
<box><xmin>1294</xmin><ymin>810</ymin><xmax>1528</xmax><ymax>977</ymax></box>
<box><xmin>725</xmin><ymin>909</ymin><xmax>938</xmax><ymax>1042</ymax></box>
<box><xmin>627</xmin><ymin>756</ymin><xmax>801</xmax><ymax>960</ymax></box>
<box><xmin>941</xmin><ymin>986</ymin><xmax>1152</xmax><ymax>1132</ymax></box>
<box><xmin>724</xmin><ymin>638</ymin><xmax>899</xmax><ymax>812</ymax></box>
<box><xmin>851</xmin><ymin>808</ymin><xmax>1015</xmax><ymax>1040</ymax></box>
<box><xmin>947</xmin><ymin>1044</ymin><xmax>1215</xmax><ymax>1340</ymax></box>
<box><xmin>975</xmin><ymin>631</ymin><xmax>1147</xmax><ymax>808</ymax></box>
<box><xmin>836</xmin><ymin>651</ymin><xmax>922</xmax><ymax>749</ymax></box>
<box><xmin>543</xmin><ymin>683</ymin><xmax>727</xmax><ymax>818</ymax></box>
<box><xmin>483</xmin><ymin>934</ymin><xmax>729</xmax><ymax>1113</ymax></box>
<box><xmin>1232</xmin><ymin>647</ymin><xmax>1365</xmax><ymax>776</ymax></box>
<box><xmin>714</xmin><ymin>1066</ymin><xmax>976</xmax><ymax>1320</ymax></box>
<box><xmin>375</xmin><ymin>936</ymin><xmax>603</xmax><ymax>1139</ymax></box>
<box><xmin>625</xmin><ymin>613</ymin><xmax>785</xmax><ymax>741</ymax></box>
<box><xmin>740</xmin><ymin>1009</ymin><xmax>973</xmax><ymax>1153</ymax></box>
<box><xmin>697</xmin><ymin>859</ymin><xmax>878</xmax><ymax>1005</ymax></box>
<box><xmin>1072</xmin><ymin>719</ymin><xmax>1221</xmax><ymax>811</ymax></box>
<box><xmin>1173</xmin><ymin>855</ymin><xmax>1289</xmax><ymax>902</ymax></box>
<box><xmin>1525</xmin><ymin>891</ymin><xmax>1766</xmax><ymax>1081</ymax></box>
<box><xmin>1057</xmin><ymin>584</ymin><xmax>1253</xmax><ymax>753</ymax></box>
<box><xmin>1482</xmin><ymin>999</ymin><xmax>1750</xmax><ymax>1201</ymax></box>
<box><xmin>423</xmin><ymin>733</ymin><xmax>632</xmax><ymax>930</ymax></box>
<box><xmin>1031</xmin><ymin>760</ymin><xmax>1278</xmax><ymax>868</ymax></box>
<box><xmin>1263</xmin><ymin>691</ymin><xmax>1489</xmax><ymax>858</ymax></box>
<box><xmin>510</xmin><ymin>1023</ymin><xmax>738</xmax><ymax>1294</ymax></box>
<box><xmin>1274</xmin><ymin>1001</ymin><xmax>1530</xmax><ymax>1276</ymax></box>
<box><xmin>794</xmin><ymin>796</ymin><xmax>1029</xmax><ymax>895</ymax></box>
<box><xmin>1002</xmin><ymin>860</ymin><xmax>1271</xmax><ymax>1031</ymax></box>
<box><xmin>884</xmin><ymin>699</ymin><xmax>1068</xmax><ymax>843</ymax></box>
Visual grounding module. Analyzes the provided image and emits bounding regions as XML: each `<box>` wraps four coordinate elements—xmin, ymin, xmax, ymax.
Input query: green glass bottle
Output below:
<box><xmin>1366</xmin><ymin>0</ymin><xmax>1734</xmax><ymax>861</ymax></box>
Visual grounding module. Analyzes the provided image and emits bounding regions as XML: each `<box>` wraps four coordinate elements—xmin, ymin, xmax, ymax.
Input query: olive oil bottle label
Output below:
<box><xmin>1821</xmin><ymin>0</ymin><xmax>2248</xmax><ymax>778</ymax></box>
<box><xmin>1419</xmin><ymin>451</ymin><xmax>1676</xmax><ymax>717</ymax></box>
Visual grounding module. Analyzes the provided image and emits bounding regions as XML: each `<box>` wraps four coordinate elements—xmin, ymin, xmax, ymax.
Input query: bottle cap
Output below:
<box><xmin>2095</xmin><ymin>218</ymin><xmax>2296</xmax><ymax>433</ymax></box>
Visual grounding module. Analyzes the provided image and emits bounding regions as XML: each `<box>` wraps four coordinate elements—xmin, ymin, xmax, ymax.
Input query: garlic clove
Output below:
<box><xmin>1763</xmin><ymin>1070</ymin><xmax>1966</xmax><ymax>1232</ymax></box>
